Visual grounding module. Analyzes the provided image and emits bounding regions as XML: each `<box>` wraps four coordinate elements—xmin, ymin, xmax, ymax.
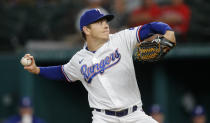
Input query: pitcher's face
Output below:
<box><xmin>88</xmin><ymin>19</ymin><xmax>110</xmax><ymax>41</ymax></box>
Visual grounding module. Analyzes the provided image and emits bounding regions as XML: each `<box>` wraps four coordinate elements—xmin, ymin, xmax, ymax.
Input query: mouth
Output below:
<box><xmin>103</xmin><ymin>30</ymin><xmax>109</xmax><ymax>34</ymax></box>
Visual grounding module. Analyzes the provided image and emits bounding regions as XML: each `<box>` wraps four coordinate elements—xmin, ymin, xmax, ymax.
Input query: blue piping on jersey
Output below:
<box><xmin>80</xmin><ymin>49</ymin><xmax>121</xmax><ymax>83</ymax></box>
<box><xmin>86</xmin><ymin>46</ymin><xmax>96</xmax><ymax>53</ymax></box>
<box><xmin>136</xmin><ymin>26</ymin><xmax>143</xmax><ymax>43</ymax></box>
<box><xmin>61</xmin><ymin>65</ymin><xmax>72</xmax><ymax>82</ymax></box>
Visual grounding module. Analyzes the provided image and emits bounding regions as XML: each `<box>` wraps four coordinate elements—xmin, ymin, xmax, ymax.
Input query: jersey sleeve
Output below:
<box><xmin>62</xmin><ymin>57</ymin><xmax>79</xmax><ymax>82</ymax></box>
<box><xmin>139</xmin><ymin>22</ymin><xmax>173</xmax><ymax>40</ymax></box>
<box><xmin>114</xmin><ymin>26</ymin><xmax>143</xmax><ymax>54</ymax></box>
<box><xmin>115</xmin><ymin>22</ymin><xmax>173</xmax><ymax>54</ymax></box>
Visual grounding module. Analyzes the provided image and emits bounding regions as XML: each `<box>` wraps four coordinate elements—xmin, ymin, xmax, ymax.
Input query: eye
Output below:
<box><xmin>99</xmin><ymin>21</ymin><xmax>103</xmax><ymax>24</ymax></box>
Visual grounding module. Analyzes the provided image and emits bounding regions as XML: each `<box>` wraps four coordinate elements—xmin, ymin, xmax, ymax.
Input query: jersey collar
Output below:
<box><xmin>85</xmin><ymin>46</ymin><xmax>96</xmax><ymax>53</ymax></box>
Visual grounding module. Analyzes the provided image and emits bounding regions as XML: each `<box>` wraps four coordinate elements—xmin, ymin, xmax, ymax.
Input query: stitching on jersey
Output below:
<box><xmin>80</xmin><ymin>49</ymin><xmax>121</xmax><ymax>83</ymax></box>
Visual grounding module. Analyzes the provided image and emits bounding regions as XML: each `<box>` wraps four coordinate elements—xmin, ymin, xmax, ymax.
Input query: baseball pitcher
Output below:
<box><xmin>22</xmin><ymin>8</ymin><xmax>176</xmax><ymax>123</ymax></box>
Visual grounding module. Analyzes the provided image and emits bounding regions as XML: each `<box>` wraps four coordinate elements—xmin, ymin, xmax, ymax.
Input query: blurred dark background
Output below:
<box><xmin>0</xmin><ymin>0</ymin><xmax>210</xmax><ymax>123</ymax></box>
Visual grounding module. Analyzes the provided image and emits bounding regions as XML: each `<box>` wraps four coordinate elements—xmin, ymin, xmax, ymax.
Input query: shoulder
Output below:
<box><xmin>109</xmin><ymin>26</ymin><xmax>141</xmax><ymax>39</ymax></box>
<box><xmin>72</xmin><ymin>49</ymin><xmax>87</xmax><ymax>59</ymax></box>
<box><xmin>109</xmin><ymin>30</ymin><xmax>126</xmax><ymax>40</ymax></box>
<box><xmin>66</xmin><ymin>49</ymin><xmax>87</xmax><ymax>65</ymax></box>
<box><xmin>109</xmin><ymin>26</ymin><xmax>142</xmax><ymax>43</ymax></box>
<box><xmin>111</xmin><ymin>27</ymin><xmax>140</xmax><ymax>36</ymax></box>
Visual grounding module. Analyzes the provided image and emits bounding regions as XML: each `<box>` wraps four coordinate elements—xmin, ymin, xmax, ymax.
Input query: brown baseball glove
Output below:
<box><xmin>135</xmin><ymin>34</ymin><xmax>175</xmax><ymax>62</ymax></box>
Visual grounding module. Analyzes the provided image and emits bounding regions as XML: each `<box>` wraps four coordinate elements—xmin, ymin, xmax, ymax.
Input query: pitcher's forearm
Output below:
<box><xmin>24</xmin><ymin>65</ymin><xmax>40</xmax><ymax>74</ymax></box>
<box><xmin>34</xmin><ymin>67</ymin><xmax>40</xmax><ymax>74</ymax></box>
<box><xmin>39</xmin><ymin>66</ymin><xmax>66</xmax><ymax>81</ymax></box>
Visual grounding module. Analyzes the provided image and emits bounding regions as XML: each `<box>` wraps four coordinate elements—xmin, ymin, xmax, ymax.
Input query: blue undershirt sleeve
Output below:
<box><xmin>39</xmin><ymin>66</ymin><xmax>66</xmax><ymax>81</ymax></box>
<box><xmin>139</xmin><ymin>22</ymin><xmax>172</xmax><ymax>41</ymax></box>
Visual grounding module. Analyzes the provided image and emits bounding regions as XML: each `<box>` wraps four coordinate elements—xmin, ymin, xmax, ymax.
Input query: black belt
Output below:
<box><xmin>95</xmin><ymin>105</ymin><xmax>138</xmax><ymax>117</ymax></box>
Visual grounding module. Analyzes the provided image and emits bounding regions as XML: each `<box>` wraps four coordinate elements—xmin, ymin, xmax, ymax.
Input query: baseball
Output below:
<box><xmin>20</xmin><ymin>57</ymin><xmax>32</xmax><ymax>66</ymax></box>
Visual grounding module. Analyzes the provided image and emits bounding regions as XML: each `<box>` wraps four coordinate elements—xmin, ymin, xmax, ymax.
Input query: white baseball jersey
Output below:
<box><xmin>62</xmin><ymin>26</ymin><xmax>142</xmax><ymax>110</ymax></box>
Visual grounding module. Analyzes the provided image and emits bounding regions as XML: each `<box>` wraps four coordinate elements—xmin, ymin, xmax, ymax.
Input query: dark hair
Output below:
<box><xmin>81</xmin><ymin>25</ymin><xmax>91</xmax><ymax>40</ymax></box>
<box><xmin>81</xmin><ymin>31</ymin><xmax>86</xmax><ymax>40</ymax></box>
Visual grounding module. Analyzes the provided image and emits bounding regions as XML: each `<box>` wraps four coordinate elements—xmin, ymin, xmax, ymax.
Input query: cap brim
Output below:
<box><xmin>103</xmin><ymin>14</ymin><xmax>114</xmax><ymax>22</ymax></box>
<box><xmin>94</xmin><ymin>14</ymin><xmax>114</xmax><ymax>23</ymax></box>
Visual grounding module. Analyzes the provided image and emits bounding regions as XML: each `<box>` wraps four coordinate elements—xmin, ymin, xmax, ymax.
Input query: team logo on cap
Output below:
<box><xmin>95</xmin><ymin>8</ymin><xmax>102</xmax><ymax>14</ymax></box>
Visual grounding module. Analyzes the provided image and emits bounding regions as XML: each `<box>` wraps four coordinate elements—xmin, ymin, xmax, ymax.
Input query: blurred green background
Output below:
<box><xmin>0</xmin><ymin>0</ymin><xmax>210</xmax><ymax>123</ymax></box>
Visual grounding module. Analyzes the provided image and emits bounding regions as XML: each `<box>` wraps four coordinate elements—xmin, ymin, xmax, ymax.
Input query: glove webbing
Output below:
<box><xmin>136</xmin><ymin>42</ymin><xmax>161</xmax><ymax>61</ymax></box>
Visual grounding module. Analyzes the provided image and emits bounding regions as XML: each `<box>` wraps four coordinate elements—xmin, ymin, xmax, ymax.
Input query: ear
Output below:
<box><xmin>83</xmin><ymin>26</ymin><xmax>91</xmax><ymax>36</ymax></box>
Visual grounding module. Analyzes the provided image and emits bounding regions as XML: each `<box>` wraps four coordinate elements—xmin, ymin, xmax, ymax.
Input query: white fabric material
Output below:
<box><xmin>63</xmin><ymin>26</ymin><xmax>142</xmax><ymax>110</ymax></box>
<box><xmin>21</xmin><ymin>114</ymin><xmax>32</xmax><ymax>123</ymax></box>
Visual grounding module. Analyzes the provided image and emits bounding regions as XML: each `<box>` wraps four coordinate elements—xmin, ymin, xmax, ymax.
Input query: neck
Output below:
<box><xmin>86</xmin><ymin>38</ymin><xmax>108</xmax><ymax>51</ymax></box>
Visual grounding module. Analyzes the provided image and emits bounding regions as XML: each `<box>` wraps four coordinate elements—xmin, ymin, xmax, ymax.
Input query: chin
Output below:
<box><xmin>100</xmin><ymin>35</ymin><xmax>109</xmax><ymax>41</ymax></box>
<box><xmin>103</xmin><ymin>37</ymin><xmax>109</xmax><ymax>41</ymax></box>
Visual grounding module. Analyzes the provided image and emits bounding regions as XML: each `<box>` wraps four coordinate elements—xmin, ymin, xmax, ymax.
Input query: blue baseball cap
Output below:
<box><xmin>149</xmin><ymin>104</ymin><xmax>163</xmax><ymax>114</ymax></box>
<box><xmin>80</xmin><ymin>8</ymin><xmax>114</xmax><ymax>31</ymax></box>
<box><xmin>192</xmin><ymin>105</ymin><xmax>205</xmax><ymax>117</ymax></box>
<box><xmin>19</xmin><ymin>96</ymin><xmax>33</xmax><ymax>108</ymax></box>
